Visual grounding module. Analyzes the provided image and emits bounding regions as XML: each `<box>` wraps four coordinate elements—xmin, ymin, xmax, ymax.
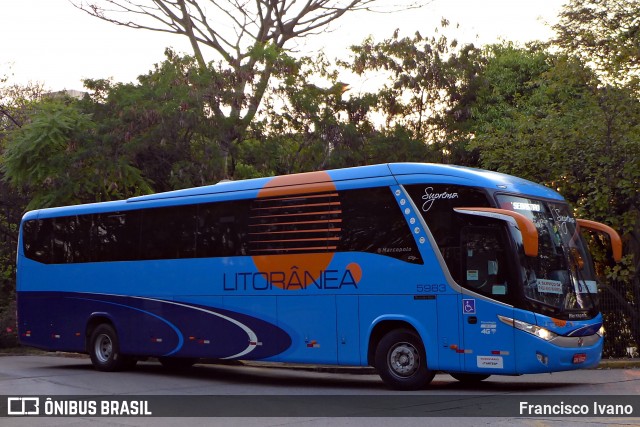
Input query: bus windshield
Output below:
<box><xmin>497</xmin><ymin>195</ymin><xmax>598</xmax><ymax>318</ymax></box>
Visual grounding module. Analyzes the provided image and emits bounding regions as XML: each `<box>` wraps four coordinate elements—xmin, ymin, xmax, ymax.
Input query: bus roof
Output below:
<box><xmin>22</xmin><ymin>163</ymin><xmax>563</xmax><ymax>220</ymax></box>
<box><xmin>388</xmin><ymin>163</ymin><xmax>562</xmax><ymax>200</ymax></box>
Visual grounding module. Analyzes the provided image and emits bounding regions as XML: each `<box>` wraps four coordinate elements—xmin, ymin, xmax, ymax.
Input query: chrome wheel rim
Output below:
<box><xmin>94</xmin><ymin>334</ymin><xmax>113</xmax><ymax>364</ymax></box>
<box><xmin>388</xmin><ymin>342</ymin><xmax>419</xmax><ymax>378</ymax></box>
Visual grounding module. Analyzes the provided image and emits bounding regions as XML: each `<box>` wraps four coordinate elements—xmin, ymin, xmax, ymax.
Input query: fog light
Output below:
<box><xmin>536</xmin><ymin>351</ymin><xmax>548</xmax><ymax>366</ymax></box>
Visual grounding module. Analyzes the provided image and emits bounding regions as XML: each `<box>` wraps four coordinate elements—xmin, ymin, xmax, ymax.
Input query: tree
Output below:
<box><xmin>247</xmin><ymin>50</ymin><xmax>431</xmax><ymax>173</ymax></box>
<box><xmin>82</xmin><ymin>51</ymin><xmax>228</xmax><ymax>192</ymax></box>
<box><xmin>343</xmin><ymin>22</ymin><xmax>484</xmax><ymax>165</ymax></box>
<box><xmin>553</xmin><ymin>0</ymin><xmax>640</xmax><ymax>86</ymax></box>
<box><xmin>468</xmin><ymin>43</ymin><xmax>640</xmax><ymax>355</ymax></box>
<box><xmin>252</xmin><ymin>52</ymin><xmax>378</xmax><ymax>172</ymax></box>
<box><xmin>72</xmin><ymin>0</ymin><xmax>419</xmax><ymax>176</ymax></box>
<box><xmin>0</xmin><ymin>76</ymin><xmax>46</xmax><ymax>347</ymax></box>
<box><xmin>2</xmin><ymin>99</ymin><xmax>152</xmax><ymax>209</ymax></box>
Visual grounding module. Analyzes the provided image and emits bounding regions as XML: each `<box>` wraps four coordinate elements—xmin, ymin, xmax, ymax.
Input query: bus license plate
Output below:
<box><xmin>572</xmin><ymin>353</ymin><xmax>587</xmax><ymax>364</ymax></box>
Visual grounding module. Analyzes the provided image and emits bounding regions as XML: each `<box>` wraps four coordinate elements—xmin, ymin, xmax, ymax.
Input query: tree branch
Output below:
<box><xmin>0</xmin><ymin>106</ymin><xmax>23</xmax><ymax>128</ymax></box>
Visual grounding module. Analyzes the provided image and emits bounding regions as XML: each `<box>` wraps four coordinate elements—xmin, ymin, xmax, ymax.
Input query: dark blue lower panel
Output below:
<box><xmin>17</xmin><ymin>291</ymin><xmax>291</xmax><ymax>360</ymax></box>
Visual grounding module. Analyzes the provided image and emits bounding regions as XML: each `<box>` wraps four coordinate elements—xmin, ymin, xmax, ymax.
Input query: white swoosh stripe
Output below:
<box><xmin>90</xmin><ymin>293</ymin><xmax>260</xmax><ymax>359</ymax></box>
<box><xmin>133</xmin><ymin>296</ymin><xmax>260</xmax><ymax>359</ymax></box>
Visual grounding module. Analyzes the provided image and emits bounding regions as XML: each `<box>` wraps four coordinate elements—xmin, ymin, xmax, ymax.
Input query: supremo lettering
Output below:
<box><xmin>223</xmin><ymin>268</ymin><xmax>358</xmax><ymax>291</ymax></box>
<box><xmin>421</xmin><ymin>187</ymin><xmax>458</xmax><ymax>212</ymax></box>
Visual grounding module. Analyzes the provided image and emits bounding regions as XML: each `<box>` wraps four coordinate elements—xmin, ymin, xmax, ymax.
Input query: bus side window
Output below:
<box><xmin>139</xmin><ymin>205</ymin><xmax>197</xmax><ymax>260</ymax></box>
<box><xmin>57</xmin><ymin>215</ymin><xmax>92</xmax><ymax>263</ymax></box>
<box><xmin>23</xmin><ymin>219</ymin><xmax>52</xmax><ymax>264</ymax></box>
<box><xmin>403</xmin><ymin>184</ymin><xmax>491</xmax><ymax>278</ymax></box>
<box><xmin>339</xmin><ymin>187</ymin><xmax>423</xmax><ymax>264</ymax></box>
<box><xmin>24</xmin><ymin>216</ymin><xmax>93</xmax><ymax>264</ymax></box>
<box><xmin>95</xmin><ymin>211</ymin><xmax>141</xmax><ymax>262</ymax></box>
<box><xmin>461</xmin><ymin>226</ymin><xmax>509</xmax><ymax>296</ymax></box>
<box><xmin>196</xmin><ymin>201</ymin><xmax>250</xmax><ymax>258</ymax></box>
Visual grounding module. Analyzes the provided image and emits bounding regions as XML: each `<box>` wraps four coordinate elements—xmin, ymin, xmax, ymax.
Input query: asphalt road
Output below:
<box><xmin>1</xmin><ymin>354</ymin><xmax>639</xmax><ymax>426</ymax></box>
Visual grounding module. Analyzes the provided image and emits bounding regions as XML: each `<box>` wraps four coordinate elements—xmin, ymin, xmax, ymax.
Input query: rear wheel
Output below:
<box><xmin>88</xmin><ymin>324</ymin><xmax>135</xmax><ymax>371</ymax></box>
<box><xmin>374</xmin><ymin>329</ymin><xmax>435</xmax><ymax>390</ymax></box>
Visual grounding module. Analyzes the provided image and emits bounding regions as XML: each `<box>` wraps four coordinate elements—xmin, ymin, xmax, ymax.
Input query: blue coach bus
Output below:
<box><xmin>16</xmin><ymin>163</ymin><xmax>622</xmax><ymax>390</ymax></box>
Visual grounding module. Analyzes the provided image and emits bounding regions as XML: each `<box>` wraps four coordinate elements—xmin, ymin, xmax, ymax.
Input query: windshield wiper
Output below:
<box><xmin>570</xmin><ymin>252</ymin><xmax>597</xmax><ymax>311</ymax></box>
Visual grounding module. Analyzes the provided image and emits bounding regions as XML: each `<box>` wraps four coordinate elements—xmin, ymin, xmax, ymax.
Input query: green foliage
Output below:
<box><xmin>469</xmin><ymin>44</ymin><xmax>639</xmax><ymax>224</ymax></box>
<box><xmin>554</xmin><ymin>0</ymin><xmax>640</xmax><ymax>85</ymax></box>
<box><xmin>254</xmin><ymin>53</ymin><xmax>368</xmax><ymax>172</ymax></box>
<box><xmin>83</xmin><ymin>52</ymin><xmax>228</xmax><ymax>191</ymax></box>
<box><xmin>468</xmin><ymin>43</ymin><xmax>640</xmax><ymax>240</ymax></box>
<box><xmin>2</xmin><ymin>99</ymin><xmax>152</xmax><ymax>209</ymax></box>
<box><xmin>467</xmin><ymin>43</ymin><xmax>640</xmax><ymax>354</ymax></box>
<box><xmin>344</xmin><ymin>24</ymin><xmax>485</xmax><ymax>165</ymax></box>
<box><xmin>0</xmin><ymin>79</ymin><xmax>43</xmax><ymax>348</ymax></box>
<box><xmin>364</xmin><ymin>125</ymin><xmax>432</xmax><ymax>164</ymax></box>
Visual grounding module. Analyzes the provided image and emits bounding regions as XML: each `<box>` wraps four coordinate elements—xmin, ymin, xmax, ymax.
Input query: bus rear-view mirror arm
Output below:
<box><xmin>454</xmin><ymin>207</ymin><xmax>539</xmax><ymax>258</ymax></box>
<box><xmin>576</xmin><ymin>219</ymin><xmax>623</xmax><ymax>263</ymax></box>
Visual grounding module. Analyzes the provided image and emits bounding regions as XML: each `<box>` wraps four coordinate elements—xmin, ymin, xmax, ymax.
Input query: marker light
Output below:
<box><xmin>597</xmin><ymin>325</ymin><xmax>605</xmax><ymax>337</ymax></box>
<box><xmin>498</xmin><ymin>315</ymin><xmax>558</xmax><ymax>341</ymax></box>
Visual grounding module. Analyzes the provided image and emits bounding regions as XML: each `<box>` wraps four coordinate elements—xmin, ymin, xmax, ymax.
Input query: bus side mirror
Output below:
<box><xmin>576</xmin><ymin>219</ymin><xmax>623</xmax><ymax>263</ymax></box>
<box><xmin>454</xmin><ymin>207</ymin><xmax>539</xmax><ymax>258</ymax></box>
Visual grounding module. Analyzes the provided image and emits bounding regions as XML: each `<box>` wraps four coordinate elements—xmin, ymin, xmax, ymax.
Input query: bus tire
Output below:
<box><xmin>450</xmin><ymin>373</ymin><xmax>491</xmax><ymax>383</ymax></box>
<box><xmin>374</xmin><ymin>329</ymin><xmax>435</xmax><ymax>390</ymax></box>
<box><xmin>88</xmin><ymin>324</ymin><xmax>133</xmax><ymax>372</ymax></box>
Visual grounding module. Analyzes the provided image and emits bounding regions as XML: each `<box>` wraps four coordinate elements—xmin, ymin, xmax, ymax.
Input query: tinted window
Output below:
<box><xmin>245</xmin><ymin>187</ymin><xmax>422</xmax><ymax>263</ymax></box>
<box><xmin>139</xmin><ymin>205</ymin><xmax>197</xmax><ymax>260</ymax></box>
<box><xmin>405</xmin><ymin>184</ymin><xmax>491</xmax><ymax>281</ymax></box>
<box><xmin>406</xmin><ymin>184</ymin><xmax>521</xmax><ymax>302</ymax></box>
<box><xmin>22</xmin><ymin>187</ymin><xmax>422</xmax><ymax>264</ymax></box>
<box><xmin>51</xmin><ymin>216</ymin><xmax>93</xmax><ymax>263</ymax></box>
<box><xmin>23</xmin><ymin>219</ymin><xmax>52</xmax><ymax>264</ymax></box>
<box><xmin>461</xmin><ymin>226</ymin><xmax>512</xmax><ymax>298</ymax></box>
<box><xmin>24</xmin><ymin>216</ymin><xmax>93</xmax><ymax>264</ymax></box>
<box><xmin>197</xmin><ymin>201</ymin><xmax>250</xmax><ymax>257</ymax></box>
<box><xmin>339</xmin><ymin>187</ymin><xmax>422</xmax><ymax>264</ymax></box>
<box><xmin>248</xmin><ymin>192</ymin><xmax>341</xmax><ymax>255</ymax></box>
<box><xmin>94</xmin><ymin>211</ymin><xmax>141</xmax><ymax>262</ymax></box>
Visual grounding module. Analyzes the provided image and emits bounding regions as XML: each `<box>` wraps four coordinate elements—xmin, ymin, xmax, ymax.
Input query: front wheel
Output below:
<box><xmin>88</xmin><ymin>324</ymin><xmax>135</xmax><ymax>372</ymax></box>
<box><xmin>374</xmin><ymin>329</ymin><xmax>435</xmax><ymax>390</ymax></box>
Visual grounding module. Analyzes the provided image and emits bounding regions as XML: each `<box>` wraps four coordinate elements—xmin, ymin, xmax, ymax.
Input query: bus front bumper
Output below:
<box><xmin>515</xmin><ymin>330</ymin><xmax>603</xmax><ymax>374</ymax></box>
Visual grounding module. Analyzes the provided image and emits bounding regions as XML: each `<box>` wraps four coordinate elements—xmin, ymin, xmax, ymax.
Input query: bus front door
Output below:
<box><xmin>459</xmin><ymin>226</ymin><xmax>516</xmax><ymax>375</ymax></box>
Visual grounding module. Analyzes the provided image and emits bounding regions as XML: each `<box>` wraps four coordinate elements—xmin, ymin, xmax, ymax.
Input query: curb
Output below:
<box><xmin>597</xmin><ymin>359</ymin><xmax>640</xmax><ymax>369</ymax></box>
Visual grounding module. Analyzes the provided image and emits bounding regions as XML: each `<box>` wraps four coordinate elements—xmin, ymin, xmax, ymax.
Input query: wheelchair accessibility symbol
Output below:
<box><xmin>462</xmin><ymin>299</ymin><xmax>476</xmax><ymax>315</ymax></box>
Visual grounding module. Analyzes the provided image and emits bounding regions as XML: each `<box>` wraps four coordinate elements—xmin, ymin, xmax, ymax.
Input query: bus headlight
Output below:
<box><xmin>597</xmin><ymin>325</ymin><xmax>605</xmax><ymax>337</ymax></box>
<box><xmin>498</xmin><ymin>315</ymin><xmax>558</xmax><ymax>341</ymax></box>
